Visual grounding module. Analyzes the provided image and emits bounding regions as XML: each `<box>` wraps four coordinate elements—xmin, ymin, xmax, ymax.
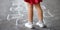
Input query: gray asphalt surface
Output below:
<box><xmin>0</xmin><ymin>0</ymin><xmax>60</xmax><ymax>30</ymax></box>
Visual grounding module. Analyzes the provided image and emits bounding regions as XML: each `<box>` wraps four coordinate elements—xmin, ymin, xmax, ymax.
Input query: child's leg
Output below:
<box><xmin>34</xmin><ymin>3</ymin><xmax>46</xmax><ymax>28</ymax></box>
<box><xmin>27</xmin><ymin>3</ymin><xmax>33</xmax><ymax>23</ymax></box>
<box><xmin>34</xmin><ymin>3</ymin><xmax>43</xmax><ymax>22</ymax></box>
<box><xmin>24</xmin><ymin>3</ymin><xmax>33</xmax><ymax>28</ymax></box>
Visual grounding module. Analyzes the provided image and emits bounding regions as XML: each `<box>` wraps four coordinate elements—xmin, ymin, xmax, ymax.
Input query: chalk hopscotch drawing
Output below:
<box><xmin>7</xmin><ymin>0</ymin><xmax>54</xmax><ymax>25</ymax></box>
<box><xmin>7</xmin><ymin>0</ymin><xmax>27</xmax><ymax>25</ymax></box>
<box><xmin>41</xmin><ymin>5</ymin><xmax>54</xmax><ymax>17</ymax></box>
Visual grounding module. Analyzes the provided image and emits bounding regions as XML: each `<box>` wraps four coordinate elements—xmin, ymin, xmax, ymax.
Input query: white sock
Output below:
<box><xmin>38</xmin><ymin>20</ymin><xmax>44</xmax><ymax>23</ymax></box>
<box><xmin>28</xmin><ymin>21</ymin><xmax>33</xmax><ymax>24</ymax></box>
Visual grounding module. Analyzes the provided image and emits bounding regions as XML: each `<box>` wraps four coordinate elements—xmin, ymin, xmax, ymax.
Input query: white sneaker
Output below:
<box><xmin>36</xmin><ymin>22</ymin><xmax>45</xmax><ymax>28</ymax></box>
<box><xmin>25</xmin><ymin>23</ymin><xmax>33</xmax><ymax>28</ymax></box>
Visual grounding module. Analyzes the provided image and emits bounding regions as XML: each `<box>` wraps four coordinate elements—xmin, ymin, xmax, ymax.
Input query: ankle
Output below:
<box><xmin>38</xmin><ymin>20</ymin><xmax>44</xmax><ymax>23</ymax></box>
<box><xmin>28</xmin><ymin>21</ymin><xmax>33</xmax><ymax>24</ymax></box>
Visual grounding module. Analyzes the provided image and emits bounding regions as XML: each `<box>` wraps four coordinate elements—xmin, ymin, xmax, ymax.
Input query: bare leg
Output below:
<box><xmin>27</xmin><ymin>3</ymin><xmax>33</xmax><ymax>23</ymax></box>
<box><xmin>24</xmin><ymin>3</ymin><xmax>33</xmax><ymax>28</ymax></box>
<box><xmin>34</xmin><ymin>3</ymin><xmax>43</xmax><ymax>22</ymax></box>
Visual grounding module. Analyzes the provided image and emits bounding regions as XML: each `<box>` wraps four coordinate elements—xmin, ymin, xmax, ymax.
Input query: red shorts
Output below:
<box><xmin>24</xmin><ymin>0</ymin><xmax>42</xmax><ymax>4</ymax></box>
